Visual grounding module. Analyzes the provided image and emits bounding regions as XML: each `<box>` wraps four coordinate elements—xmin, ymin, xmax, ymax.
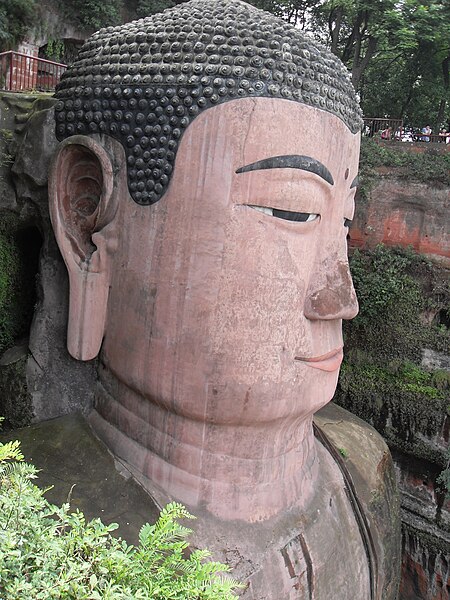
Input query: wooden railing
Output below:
<box><xmin>0</xmin><ymin>51</ymin><xmax>66</xmax><ymax>93</ymax></box>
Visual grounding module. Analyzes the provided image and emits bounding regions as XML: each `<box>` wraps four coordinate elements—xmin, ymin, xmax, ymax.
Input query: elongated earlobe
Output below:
<box><xmin>49</xmin><ymin>136</ymin><xmax>119</xmax><ymax>360</ymax></box>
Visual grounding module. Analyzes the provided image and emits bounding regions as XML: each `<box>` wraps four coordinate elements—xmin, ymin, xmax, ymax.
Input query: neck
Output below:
<box><xmin>90</xmin><ymin>365</ymin><xmax>319</xmax><ymax>522</ymax></box>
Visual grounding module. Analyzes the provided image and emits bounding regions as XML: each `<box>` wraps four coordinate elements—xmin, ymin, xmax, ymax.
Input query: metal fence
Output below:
<box><xmin>0</xmin><ymin>51</ymin><xmax>66</xmax><ymax>93</ymax></box>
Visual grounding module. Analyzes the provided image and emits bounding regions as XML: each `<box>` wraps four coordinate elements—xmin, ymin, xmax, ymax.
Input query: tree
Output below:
<box><xmin>0</xmin><ymin>0</ymin><xmax>36</xmax><ymax>52</ymax></box>
<box><xmin>309</xmin><ymin>0</ymin><xmax>409</xmax><ymax>90</ymax></box>
<box><xmin>358</xmin><ymin>0</ymin><xmax>450</xmax><ymax>127</ymax></box>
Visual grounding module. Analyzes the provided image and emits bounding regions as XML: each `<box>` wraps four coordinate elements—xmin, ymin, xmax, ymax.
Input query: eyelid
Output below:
<box><xmin>248</xmin><ymin>205</ymin><xmax>320</xmax><ymax>223</ymax></box>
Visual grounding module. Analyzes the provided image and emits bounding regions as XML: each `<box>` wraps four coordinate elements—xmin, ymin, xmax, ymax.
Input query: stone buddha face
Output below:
<box><xmin>49</xmin><ymin>0</ymin><xmax>362</xmax><ymax>518</ymax></box>
<box><xmin>50</xmin><ymin>97</ymin><xmax>359</xmax><ymax>425</ymax></box>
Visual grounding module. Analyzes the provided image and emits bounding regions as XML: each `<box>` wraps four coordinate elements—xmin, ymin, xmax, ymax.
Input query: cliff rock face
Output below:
<box><xmin>350</xmin><ymin>177</ymin><xmax>450</xmax><ymax>263</ymax></box>
<box><xmin>0</xmin><ymin>94</ymin><xmax>95</xmax><ymax>422</ymax></box>
<box><xmin>396</xmin><ymin>451</ymin><xmax>450</xmax><ymax>600</ymax></box>
<box><xmin>344</xmin><ymin>171</ymin><xmax>450</xmax><ymax>599</ymax></box>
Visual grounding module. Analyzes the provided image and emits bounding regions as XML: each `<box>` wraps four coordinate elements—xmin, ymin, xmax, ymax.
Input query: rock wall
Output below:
<box><xmin>0</xmin><ymin>93</ymin><xmax>95</xmax><ymax>422</ymax></box>
<box><xmin>349</xmin><ymin>177</ymin><xmax>450</xmax><ymax>263</ymax></box>
<box><xmin>345</xmin><ymin>169</ymin><xmax>450</xmax><ymax>599</ymax></box>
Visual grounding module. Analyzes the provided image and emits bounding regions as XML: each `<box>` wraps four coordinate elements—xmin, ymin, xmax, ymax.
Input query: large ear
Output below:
<box><xmin>49</xmin><ymin>136</ymin><xmax>120</xmax><ymax>361</ymax></box>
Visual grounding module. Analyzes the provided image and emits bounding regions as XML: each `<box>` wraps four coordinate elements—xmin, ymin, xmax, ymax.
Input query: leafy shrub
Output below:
<box><xmin>336</xmin><ymin>245</ymin><xmax>450</xmax><ymax>488</ymax></box>
<box><xmin>135</xmin><ymin>0</ymin><xmax>178</xmax><ymax>17</ymax></box>
<box><xmin>344</xmin><ymin>245</ymin><xmax>427</xmax><ymax>363</ymax></box>
<box><xmin>62</xmin><ymin>0</ymin><xmax>122</xmax><ymax>30</ymax></box>
<box><xmin>360</xmin><ymin>137</ymin><xmax>450</xmax><ymax>185</ymax></box>
<box><xmin>0</xmin><ymin>435</ymin><xmax>241</xmax><ymax>599</ymax></box>
<box><xmin>436</xmin><ymin>447</ymin><xmax>450</xmax><ymax>498</ymax></box>
<box><xmin>358</xmin><ymin>137</ymin><xmax>450</xmax><ymax>199</ymax></box>
<box><xmin>0</xmin><ymin>358</ymin><xmax>33</xmax><ymax>430</ymax></box>
<box><xmin>335</xmin><ymin>361</ymin><xmax>448</xmax><ymax>460</ymax></box>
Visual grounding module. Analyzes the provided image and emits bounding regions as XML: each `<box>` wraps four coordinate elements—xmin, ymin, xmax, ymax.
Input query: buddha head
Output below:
<box><xmin>49</xmin><ymin>0</ymin><xmax>362</xmax><ymax>518</ymax></box>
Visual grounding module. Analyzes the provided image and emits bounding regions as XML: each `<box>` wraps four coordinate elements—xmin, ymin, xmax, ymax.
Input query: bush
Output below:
<box><xmin>0</xmin><ymin>0</ymin><xmax>36</xmax><ymax>52</ymax></box>
<box><xmin>358</xmin><ymin>137</ymin><xmax>450</xmax><ymax>199</ymax></box>
<box><xmin>344</xmin><ymin>245</ymin><xmax>427</xmax><ymax>363</ymax></box>
<box><xmin>62</xmin><ymin>0</ymin><xmax>122</xmax><ymax>30</ymax></box>
<box><xmin>0</xmin><ymin>435</ymin><xmax>241</xmax><ymax>599</ymax></box>
<box><xmin>360</xmin><ymin>137</ymin><xmax>450</xmax><ymax>185</ymax></box>
<box><xmin>335</xmin><ymin>361</ymin><xmax>448</xmax><ymax>465</ymax></box>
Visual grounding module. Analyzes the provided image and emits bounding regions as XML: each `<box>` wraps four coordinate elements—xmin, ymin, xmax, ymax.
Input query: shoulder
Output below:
<box><xmin>314</xmin><ymin>402</ymin><xmax>401</xmax><ymax>600</ymax></box>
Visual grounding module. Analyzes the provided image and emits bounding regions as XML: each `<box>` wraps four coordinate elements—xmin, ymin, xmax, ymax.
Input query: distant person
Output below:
<box><xmin>439</xmin><ymin>128</ymin><xmax>449</xmax><ymax>144</ymax></box>
<box><xmin>381</xmin><ymin>126</ymin><xmax>392</xmax><ymax>140</ymax></box>
<box><xmin>421</xmin><ymin>125</ymin><xmax>431</xmax><ymax>142</ymax></box>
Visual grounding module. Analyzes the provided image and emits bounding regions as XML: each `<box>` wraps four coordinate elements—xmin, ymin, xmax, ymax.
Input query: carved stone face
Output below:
<box><xmin>50</xmin><ymin>97</ymin><xmax>360</xmax><ymax>517</ymax></box>
<box><xmin>101</xmin><ymin>98</ymin><xmax>358</xmax><ymax>419</ymax></box>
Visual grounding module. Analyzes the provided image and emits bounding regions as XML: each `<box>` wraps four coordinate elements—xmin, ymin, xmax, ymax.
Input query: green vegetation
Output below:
<box><xmin>343</xmin><ymin>245</ymin><xmax>449</xmax><ymax>362</ymax></box>
<box><xmin>337</xmin><ymin>361</ymin><xmax>448</xmax><ymax>461</ymax></box>
<box><xmin>135</xmin><ymin>0</ymin><xmax>179</xmax><ymax>17</ymax></box>
<box><xmin>62</xmin><ymin>0</ymin><xmax>122</xmax><ymax>30</ymax></box>
<box><xmin>338</xmin><ymin>447</ymin><xmax>349</xmax><ymax>459</ymax></box>
<box><xmin>335</xmin><ymin>245</ymin><xmax>450</xmax><ymax>487</ymax></box>
<box><xmin>360</xmin><ymin>137</ymin><xmax>450</xmax><ymax>192</ymax></box>
<box><xmin>0</xmin><ymin>212</ymin><xmax>24</xmax><ymax>353</ymax></box>
<box><xmin>0</xmin><ymin>0</ymin><xmax>36</xmax><ymax>52</ymax></box>
<box><xmin>358</xmin><ymin>137</ymin><xmax>450</xmax><ymax>200</ymax></box>
<box><xmin>0</xmin><ymin>212</ymin><xmax>40</xmax><ymax>430</ymax></box>
<box><xmin>45</xmin><ymin>39</ymin><xmax>65</xmax><ymax>62</ymax></box>
<box><xmin>0</xmin><ymin>357</ymin><xmax>32</xmax><ymax>430</ymax></box>
<box><xmin>437</xmin><ymin>446</ymin><xmax>450</xmax><ymax>498</ymax></box>
<box><xmin>0</xmin><ymin>432</ymin><xmax>241</xmax><ymax>599</ymax></box>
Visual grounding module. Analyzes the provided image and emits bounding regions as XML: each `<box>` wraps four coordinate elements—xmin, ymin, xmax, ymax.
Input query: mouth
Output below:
<box><xmin>294</xmin><ymin>347</ymin><xmax>344</xmax><ymax>372</ymax></box>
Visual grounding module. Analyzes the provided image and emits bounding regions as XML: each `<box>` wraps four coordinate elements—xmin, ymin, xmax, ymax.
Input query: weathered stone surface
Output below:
<box><xmin>0</xmin><ymin>338</ymin><xmax>28</xmax><ymax>365</ymax></box>
<box><xmin>349</xmin><ymin>178</ymin><xmax>450</xmax><ymax>264</ymax></box>
<box><xmin>400</xmin><ymin>520</ymin><xmax>450</xmax><ymax>600</ymax></box>
<box><xmin>2</xmin><ymin>95</ymin><xmax>97</xmax><ymax>421</ymax></box>
<box><xmin>422</xmin><ymin>348</ymin><xmax>450</xmax><ymax>371</ymax></box>
<box><xmin>0</xmin><ymin>413</ymin><xmax>161</xmax><ymax>545</ymax></box>
<box><xmin>314</xmin><ymin>402</ymin><xmax>401</xmax><ymax>600</ymax></box>
<box><xmin>46</xmin><ymin>2</ymin><xmax>402</xmax><ymax>595</ymax></box>
<box><xmin>49</xmin><ymin>97</ymin><xmax>400</xmax><ymax>599</ymax></box>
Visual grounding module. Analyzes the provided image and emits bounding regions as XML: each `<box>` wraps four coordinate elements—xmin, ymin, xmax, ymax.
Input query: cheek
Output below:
<box><xmin>204</xmin><ymin>210</ymin><xmax>319</xmax><ymax>380</ymax></box>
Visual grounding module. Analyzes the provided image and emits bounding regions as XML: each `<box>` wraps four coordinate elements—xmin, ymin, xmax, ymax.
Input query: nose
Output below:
<box><xmin>304</xmin><ymin>255</ymin><xmax>359</xmax><ymax>321</ymax></box>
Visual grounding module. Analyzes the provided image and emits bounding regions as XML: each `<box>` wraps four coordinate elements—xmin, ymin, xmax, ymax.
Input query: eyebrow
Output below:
<box><xmin>236</xmin><ymin>154</ymin><xmax>334</xmax><ymax>185</ymax></box>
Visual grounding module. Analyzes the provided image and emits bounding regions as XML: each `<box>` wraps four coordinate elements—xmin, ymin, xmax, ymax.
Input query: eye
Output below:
<box><xmin>344</xmin><ymin>218</ymin><xmax>352</xmax><ymax>228</ymax></box>
<box><xmin>249</xmin><ymin>205</ymin><xmax>320</xmax><ymax>222</ymax></box>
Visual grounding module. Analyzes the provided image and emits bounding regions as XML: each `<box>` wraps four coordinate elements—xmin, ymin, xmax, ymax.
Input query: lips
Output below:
<box><xmin>294</xmin><ymin>347</ymin><xmax>344</xmax><ymax>372</ymax></box>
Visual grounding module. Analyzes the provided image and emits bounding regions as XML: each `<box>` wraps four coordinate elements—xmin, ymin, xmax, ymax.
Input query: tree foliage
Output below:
<box><xmin>358</xmin><ymin>0</ymin><xmax>450</xmax><ymax>128</ymax></box>
<box><xmin>62</xmin><ymin>0</ymin><xmax>122</xmax><ymax>30</ymax></box>
<box><xmin>0</xmin><ymin>0</ymin><xmax>37</xmax><ymax>52</ymax></box>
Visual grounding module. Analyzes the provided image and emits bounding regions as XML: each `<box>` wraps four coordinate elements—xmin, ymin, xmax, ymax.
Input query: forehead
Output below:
<box><xmin>173</xmin><ymin>98</ymin><xmax>360</xmax><ymax>184</ymax></box>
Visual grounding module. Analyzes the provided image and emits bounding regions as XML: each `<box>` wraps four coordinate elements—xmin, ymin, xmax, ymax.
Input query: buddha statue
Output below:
<box><xmin>49</xmin><ymin>1</ymin><xmax>400</xmax><ymax>597</ymax></box>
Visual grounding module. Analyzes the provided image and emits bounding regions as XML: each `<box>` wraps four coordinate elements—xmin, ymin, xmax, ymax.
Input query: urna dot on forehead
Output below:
<box><xmin>54</xmin><ymin>0</ymin><xmax>363</xmax><ymax>206</ymax></box>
